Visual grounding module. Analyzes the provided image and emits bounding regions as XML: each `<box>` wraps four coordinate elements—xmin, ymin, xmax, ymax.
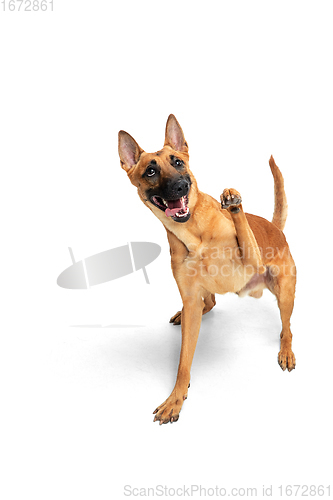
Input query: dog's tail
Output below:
<box><xmin>269</xmin><ymin>155</ymin><xmax>288</xmax><ymax>231</ymax></box>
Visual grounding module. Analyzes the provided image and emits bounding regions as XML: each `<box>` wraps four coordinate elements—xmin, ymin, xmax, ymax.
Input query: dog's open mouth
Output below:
<box><xmin>150</xmin><ymin>195</ymin><xmax>190</xmax><ymax>222</ymax></box>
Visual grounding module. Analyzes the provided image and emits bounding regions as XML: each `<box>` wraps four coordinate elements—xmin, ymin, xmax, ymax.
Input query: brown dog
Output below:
<box><xmin>118</xmin><ymin>115</ymin><xmax>296</xmax><ymax>424</ymax></box>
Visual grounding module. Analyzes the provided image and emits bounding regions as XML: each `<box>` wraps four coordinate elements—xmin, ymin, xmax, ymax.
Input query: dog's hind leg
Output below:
<box><xmin>170</xmin><ymin>291</ymin><xmax>216</xmax><ymax>325</ymax></box>
<box><xmin>169</xmin><ymin>310</ymin><xmax>182</xmax><ymax>325</ymax></box>
<box><xmin>266</xmin><ymin>260</ymin><xmax>296</xmax><ymax>371</ymax></box>
<box><xmin>203</xmin><ymin>291</ymin><xmax>216</xmax><ymax>314</ymax></box>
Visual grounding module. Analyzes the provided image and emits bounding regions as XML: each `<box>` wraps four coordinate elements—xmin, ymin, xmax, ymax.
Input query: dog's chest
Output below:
<box><xmin>183</xmin><ymin>243</ymin><xmax>250</xmax><ymax>294</ymax></box>
<box><xmin>167</xmin><ymin>212</ymin><xmax>255</xmax><ymax>294</ymax></box>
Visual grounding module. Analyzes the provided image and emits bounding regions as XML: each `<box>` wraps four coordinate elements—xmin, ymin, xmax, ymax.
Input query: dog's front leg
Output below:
<box><xmin>153</xmin><ymin>289</ymin><xmax>204</xmax><ymax>424</ymax></box>
<box><xmin>221</xmin><ymin>188</ymin><xmax>265</xmax><ymax>274</ymax></box>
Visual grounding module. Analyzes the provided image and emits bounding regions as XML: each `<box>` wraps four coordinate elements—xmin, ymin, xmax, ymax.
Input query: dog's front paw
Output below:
<box><xmin>153</xmin><ymin>390</ymin><xmax>188</xmax><ymax>425</ymax></box>
<box><xmin>278</xmin><ymin>349</ymin><xmax>296</xmax><ymax>372</ymax></box>
<box><xmin>220</xmin><ymin>188</ymin><xmax>242</xmax><ymax>213</ymax></box>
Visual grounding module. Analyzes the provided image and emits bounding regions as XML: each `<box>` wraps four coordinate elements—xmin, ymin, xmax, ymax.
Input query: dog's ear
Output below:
<box><xmin>164</xmin><ymin>114</ymin><xmax>188</xmax><ymax>153</ymax></box>
<box><xmin>118</xmin><ymin>131</ymin><xmax>144</xmax><ymax>172</ymax></box>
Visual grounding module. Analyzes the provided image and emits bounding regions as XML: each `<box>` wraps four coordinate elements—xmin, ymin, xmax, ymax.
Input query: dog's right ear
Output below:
<box><xmin>164</xmin><ymin>114</ymin><xmax>188</xmax><ymax>153</ymax></box>
<box><xmin>118</xmin><ymin>131</ymin><xmax>144</xmax><ymax>172</ymax></box>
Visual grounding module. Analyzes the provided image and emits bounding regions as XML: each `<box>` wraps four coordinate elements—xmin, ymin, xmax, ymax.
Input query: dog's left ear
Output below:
<box><xmin>118</xmin><ymin>131</ymin><xmax>144</xmax><ymax>172</ymax></box>
<box><xmin>164</xmin><ymin>114</ymin><xmax>188</xmax><ymax>153</ymax></box>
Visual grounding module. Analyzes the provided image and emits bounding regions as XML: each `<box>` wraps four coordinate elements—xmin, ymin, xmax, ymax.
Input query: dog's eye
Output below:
<box><xmin>146</xmin><ymin>167</ymin><xmax>156</xmax><ymax>177</ymax></box>
<box><xmin>169</xmin><ymin>155</ymin><xmax>184</xmax><ymax>169</ymax></box>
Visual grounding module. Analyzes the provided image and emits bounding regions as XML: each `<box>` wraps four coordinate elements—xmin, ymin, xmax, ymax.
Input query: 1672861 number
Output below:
<box><xmin>278</xmin><ymin>485</ymin><xmax>331</xmax><ymax>496</ymax></box>
<box><xmin>1</xmin><ymin>0</ymin><xmax>54</xmax><ymax>11</ymax></box>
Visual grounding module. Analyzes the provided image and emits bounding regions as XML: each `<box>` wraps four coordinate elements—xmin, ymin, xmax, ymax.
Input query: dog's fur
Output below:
<box><xmin>118</xmin><ymin>115</ymin><xmax>296</xmax><ymax>424</ymax></box>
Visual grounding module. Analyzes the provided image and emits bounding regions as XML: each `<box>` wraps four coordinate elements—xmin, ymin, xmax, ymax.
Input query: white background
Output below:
<box><xmin>1</xmin><ymin>1</ymin><xmax>332</xmax><ymax>498</ymax></box>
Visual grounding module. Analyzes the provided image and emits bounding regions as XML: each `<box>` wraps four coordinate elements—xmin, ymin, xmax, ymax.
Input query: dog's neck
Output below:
<box><xmin>156</xmin><ymin>188</ymin><xmax>226</xmax><ymax>251</ymax></box>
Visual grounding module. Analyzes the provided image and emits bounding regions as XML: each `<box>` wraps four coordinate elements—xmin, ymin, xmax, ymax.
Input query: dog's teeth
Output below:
<box><xmin>162</xmin><ymin>199</ymin><xmax>168</xmax><ymax>207</ymax></box>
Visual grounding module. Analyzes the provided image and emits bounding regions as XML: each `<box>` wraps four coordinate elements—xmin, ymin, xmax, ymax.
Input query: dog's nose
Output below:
<box><xmin>173</xmin><ymin>178</ymin><xmax>190</xmax><ymax>198</ymax></box>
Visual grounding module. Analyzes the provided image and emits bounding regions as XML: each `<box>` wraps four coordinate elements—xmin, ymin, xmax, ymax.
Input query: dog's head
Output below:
<box><xmin>118</xmin><ymin>115</ymin><xmax>197</xmax><ymax>224</ymax></box>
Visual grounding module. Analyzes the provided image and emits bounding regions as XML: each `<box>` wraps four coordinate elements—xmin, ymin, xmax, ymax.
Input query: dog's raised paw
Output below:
<box><xmin>220</xmin><ymin>188</ymin><xmax>242</xmax><ymax>213</ymax></box>
<box><xmin>278</xmin><ymin>349</ymin><xmax>296</xmax><ymax>372</ymax></box>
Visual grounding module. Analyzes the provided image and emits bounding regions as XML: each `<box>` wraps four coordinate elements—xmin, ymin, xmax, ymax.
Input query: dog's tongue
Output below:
<box><xmin>165</xmin><ymin>198</ymin><xmax>183</xmax><ymax>217</ymax></box>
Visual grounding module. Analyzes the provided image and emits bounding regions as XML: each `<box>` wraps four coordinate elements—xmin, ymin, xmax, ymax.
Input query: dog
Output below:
<box><xmin>118</xmin><ymin>115</ymin><xmax>296</xmax><ymax>424</ymax></box>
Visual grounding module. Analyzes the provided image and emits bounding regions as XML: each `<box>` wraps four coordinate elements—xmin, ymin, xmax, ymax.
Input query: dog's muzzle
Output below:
<box><xmin>149</xmin><ymin>177</ymin><xmax>191</xmax><ymax>223</ymax></box>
